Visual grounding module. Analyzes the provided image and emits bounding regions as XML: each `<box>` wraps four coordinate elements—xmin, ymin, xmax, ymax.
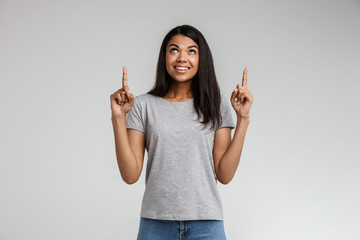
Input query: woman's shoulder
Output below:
<box><xmin>135</xmin><ymin>93</ymin><xmax>150</xmax><ymax>100</ymax></box>
<box><xmin>134</xmin><ymin>93</ymin><xmax>161</xmax><ymax>106</ymax></box>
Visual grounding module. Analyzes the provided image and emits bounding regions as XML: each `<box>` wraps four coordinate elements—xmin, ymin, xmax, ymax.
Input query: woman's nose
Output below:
<box><xmin>176</xmin><ymin>51</ymin><xmax>187</xmax><ymax>62</ymax></box>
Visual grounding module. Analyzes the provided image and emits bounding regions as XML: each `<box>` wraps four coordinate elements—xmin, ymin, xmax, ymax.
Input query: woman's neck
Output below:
<box><xmin>164</xmin><ymin>80</ymin><xmax>193</xmax><ymax>101</ymax></box>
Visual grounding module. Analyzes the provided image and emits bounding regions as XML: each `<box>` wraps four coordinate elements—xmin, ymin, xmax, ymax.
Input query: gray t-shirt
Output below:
<box><xmin>126</xmin><ymin>93</ymin><xmax>235</xmax><ymax>221</ymax></box>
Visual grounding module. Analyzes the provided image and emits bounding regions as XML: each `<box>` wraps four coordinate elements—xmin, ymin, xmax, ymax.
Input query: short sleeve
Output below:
<box><xmin>126</xmin><ymin>96</ymin><xmax>146</xmax><ymax>133</ymax></box>
<box><xmin>217</xmin><ymin>95</ymin><xmax>235</xmax><ymax>130</ymax></box>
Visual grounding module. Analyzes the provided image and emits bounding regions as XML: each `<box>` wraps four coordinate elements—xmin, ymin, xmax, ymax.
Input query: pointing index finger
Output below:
<box><xmin>242</xmin><ymin>66</ymin><xmax>248</xmax><ymax>88</ymax></box>
<box><xmin>122</xmin><ymin>66</ymin><xmax>128</xmax><ymax>89</ymax></box>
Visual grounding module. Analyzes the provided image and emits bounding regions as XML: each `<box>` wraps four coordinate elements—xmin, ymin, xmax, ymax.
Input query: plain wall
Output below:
<box><xmin>0</xmin><ymin>0</ymin><xmax>359</xmax><ymax>239</ymax></box>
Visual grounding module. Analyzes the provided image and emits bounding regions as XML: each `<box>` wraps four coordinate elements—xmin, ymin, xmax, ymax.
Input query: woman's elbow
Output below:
<box><xmin>122</xmin><ymin>175</ymin><xmax>139</xmax><ymax>185</ymax></box>
<box><xmin>217</xmin><ymin>175</ymin><xmax>233</xmax><ymax>185</ymax></box>
<box><xmin>120</xmin><ymin>171</ymin><xmax>140</xmax><ymax>185</ymax></box>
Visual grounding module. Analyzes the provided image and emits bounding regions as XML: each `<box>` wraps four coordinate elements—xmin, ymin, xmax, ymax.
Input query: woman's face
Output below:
<box><xmin>165</xmin><ymin>35</ymin><xmax>199</xmax><ymax>83</ymax></box>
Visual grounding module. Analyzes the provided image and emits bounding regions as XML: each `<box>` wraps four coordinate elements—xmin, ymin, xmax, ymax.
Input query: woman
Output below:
<box><xmin>110</xmin><ymin>25</ymin><xmax>253</xmax><ymax>240</ymax></box>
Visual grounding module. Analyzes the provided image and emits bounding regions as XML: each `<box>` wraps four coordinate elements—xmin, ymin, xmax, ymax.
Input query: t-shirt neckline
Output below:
<box><xmin>159</xmin><ymin>97</ymin><xmax>194</xmax><ymax>104</ymax></box>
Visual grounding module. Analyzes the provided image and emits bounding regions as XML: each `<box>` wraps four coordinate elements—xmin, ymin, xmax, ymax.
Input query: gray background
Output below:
<box><xmin>1</xmin><ymin>0</ymin><xmax>359</xmax><ymax>239</ymax></box>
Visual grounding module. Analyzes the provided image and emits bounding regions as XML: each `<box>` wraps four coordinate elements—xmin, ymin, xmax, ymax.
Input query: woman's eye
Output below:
<box><xmin>170</xmin><ymin>48</ymin><xmax>178</xmax><ymax>53</ymax></box>
<box><xmin>189</xmin><ymin>49</ymin><xmax>197</xmax><ymax>54</ymax></box>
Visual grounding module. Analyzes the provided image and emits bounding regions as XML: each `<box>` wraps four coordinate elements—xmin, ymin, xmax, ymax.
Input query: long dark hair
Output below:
<box><xmin>148</xmin><ymin>25</ymin><xmax>222</xmax><ymax>130</ymax></box>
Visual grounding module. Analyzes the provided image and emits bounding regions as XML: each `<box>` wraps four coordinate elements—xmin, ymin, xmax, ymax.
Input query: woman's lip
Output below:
<box><xmin>174</xmin><ymin>66</ymin><xmax>190</xmax><ymax>69</ymax></box>
<box><xmin>174</xmin><ymin>66</ymin><xmax>190</xmax><ymax>73</ymax></box>
<box><xmin>175</xmin><ymin>68</ymin><xmax>189</xmax><ymax>73</ymax></box>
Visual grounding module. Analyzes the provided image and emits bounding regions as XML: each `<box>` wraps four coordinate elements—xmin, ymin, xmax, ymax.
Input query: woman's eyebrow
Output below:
<box><xmin>187</xmin><ymin>45</ymin><xmax>198</xmax><ymax>49</ymax></box>
<box><xmin>168</xmin><ymin>43</ymin><xmax>179</xmax><ymax>48</ymax></box>
<box><xmin>168</xmin><ymin>43</ymin><xmax>198</xmax><ymax>49</ymax></box>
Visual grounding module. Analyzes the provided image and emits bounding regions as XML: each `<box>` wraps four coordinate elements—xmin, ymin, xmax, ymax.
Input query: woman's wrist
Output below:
<box><xmin>236</xmin><ymin>114</ymin><xmax>250</xmax><ymax>121</ymax></box>
<box><xmin>111</xmin><ymin>115</ymin><xmax>127</xmax><ymax>125</ymax></box>
<box><xmin>236</xmin><ymin>115</ymin><xmax>250</xmax><ymax>127</ymax></box>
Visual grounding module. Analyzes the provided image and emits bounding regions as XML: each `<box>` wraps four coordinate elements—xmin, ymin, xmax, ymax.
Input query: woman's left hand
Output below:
<box><xmin>230</xmin><ymin>67</ymin><xmax>254</xmax><ymax>119</ymax></box>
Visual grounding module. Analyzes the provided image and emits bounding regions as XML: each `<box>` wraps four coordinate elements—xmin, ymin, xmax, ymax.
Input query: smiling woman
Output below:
<box><xmin>110</xmin><ymin>25</ymin><xmax>253</xmax><ymax>240</ymax></box>
<box><xmin>165</xmin><ymin>35</ymin><xmax>199</xmax><ymax>83</ymax></box>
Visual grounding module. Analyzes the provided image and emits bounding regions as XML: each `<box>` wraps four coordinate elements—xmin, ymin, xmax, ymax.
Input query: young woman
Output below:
<box><xmin>110</xmin><ymin>25</ymin><xmax>253</xmax><ymax>240</ymax></box>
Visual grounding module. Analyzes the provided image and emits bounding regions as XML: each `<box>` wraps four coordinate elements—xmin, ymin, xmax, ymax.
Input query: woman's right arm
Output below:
<box><xmin>110</xmin><ymin>67</ymin><xmax>145</xmax><ymax>184</ymax></box>
<box><xmin>111</xmin><ymin>117</ymin><xmax>145</xmax><ymax>184</ymax></box>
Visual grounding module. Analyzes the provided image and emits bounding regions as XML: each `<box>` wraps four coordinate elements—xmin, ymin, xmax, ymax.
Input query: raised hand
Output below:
<box><xmin>110</xmin><ymin>66</ymin><xmax>134</xmax><ymax>118</ymax></box>
<box><xmin>230</xmin><ymin>67</ymin><xmax>254</xmax><ymax>119</ymax></box>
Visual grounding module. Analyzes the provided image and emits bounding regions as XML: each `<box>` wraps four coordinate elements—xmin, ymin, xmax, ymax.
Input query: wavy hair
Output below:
<box><xmin>148</xmin><ymin>25</ymin><xmax>221</xmax><ymax>130</ymax></box>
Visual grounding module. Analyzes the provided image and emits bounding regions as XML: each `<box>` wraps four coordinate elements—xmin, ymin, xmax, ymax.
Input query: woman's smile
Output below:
<box><xmin>174</xmin><ymin>65</ymin><xmax>190</xmax><ymax>73</ymax></box>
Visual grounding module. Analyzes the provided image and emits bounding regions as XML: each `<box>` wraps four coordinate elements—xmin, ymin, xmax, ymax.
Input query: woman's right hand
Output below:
<box><xmin>110</xmin><ymin>66</ymin><xmax>134</xmax><ymax>118</ymax></box>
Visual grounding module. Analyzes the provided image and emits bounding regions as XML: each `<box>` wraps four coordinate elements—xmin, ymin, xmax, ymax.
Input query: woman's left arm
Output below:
<box><xmin>213</xmin><ymin>67</ymin><xmax>253</xmax><ymax>184</ymax></box>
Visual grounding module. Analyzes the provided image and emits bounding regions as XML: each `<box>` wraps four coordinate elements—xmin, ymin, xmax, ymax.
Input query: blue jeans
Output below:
<box><xmin>137</xmin><ymin>217</ymin><xmax>227</xmax><ymax>240</ymax></box>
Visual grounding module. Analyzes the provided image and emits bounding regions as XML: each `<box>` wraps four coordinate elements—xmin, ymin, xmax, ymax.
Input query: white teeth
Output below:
<box><xmin>176</xmin><ymin>67</ymin><xmax>188</xmax><ymax>70</ymax></box>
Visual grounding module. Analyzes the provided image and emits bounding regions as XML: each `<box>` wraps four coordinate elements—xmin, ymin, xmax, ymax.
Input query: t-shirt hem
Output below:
<box><xmin>140</xmin><ymin>212</ymin><xmax>224</xmax><ymax>221</ymax></box>
<box><xmin>126</xmin><ymin>126</ymin><xmax>145</xmax><ymax>133</ymax></box>
<box><xmin>216</xmin><ymin>124</ymin><xmax>235</xmax><ymax>130</ymax></box>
